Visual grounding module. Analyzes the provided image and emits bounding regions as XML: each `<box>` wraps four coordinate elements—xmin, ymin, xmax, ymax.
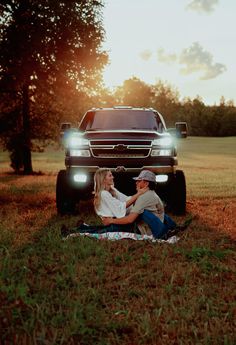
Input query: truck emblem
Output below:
<box><xmin>115</xmin><ymin>166</ymin><xmax>126</xmax><ymax>172</ymax></box>
<box><xmin>114</xmin><ymin>144</ymin><xmax>127</xmax><ymax>151</ymax></box>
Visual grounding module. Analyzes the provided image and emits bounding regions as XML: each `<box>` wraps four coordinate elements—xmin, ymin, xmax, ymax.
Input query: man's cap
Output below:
<box><xmin>133</xmin><ymin>170</ymin><xmax>156</xmax><ymax>182</ymax></box>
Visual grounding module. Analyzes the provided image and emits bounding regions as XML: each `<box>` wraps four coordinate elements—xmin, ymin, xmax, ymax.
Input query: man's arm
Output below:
<box><xmin>102</xmin><ymin>212</ymin><xmax>139</xmax><ymax>225</ymax></box>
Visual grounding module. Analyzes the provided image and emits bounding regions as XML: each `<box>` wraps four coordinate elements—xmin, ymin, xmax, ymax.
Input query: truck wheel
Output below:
<box><xmin>167</xmin><ymin>170</ymin><xmax>186</xmax><ymax>215</ymax></box>
<box><xmin>56</xmin><ymin>170</ymin><xmax>76</xmax><ymax>215</ymax></box>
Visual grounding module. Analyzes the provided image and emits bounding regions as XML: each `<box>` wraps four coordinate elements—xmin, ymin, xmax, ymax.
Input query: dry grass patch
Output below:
<box><xmin>0</xmin><ymin>174</ymin><xmax>56</xmax><ymax>247</ymax></box>
<box><xmin>187</xmin><ymin>197</ymin><xmax>236</xmax><ymax>240</ymax></box>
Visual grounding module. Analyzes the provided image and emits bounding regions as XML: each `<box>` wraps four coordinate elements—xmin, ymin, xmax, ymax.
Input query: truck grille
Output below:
<box><xmin>90</xmin><ymin>140</ymin><xmax>152</xmax><ymax>146</ymax></box>
<box><xmin>91</xmin><ymin>148</ymin><xmax>150</xmax><ymax>158</ymax></box>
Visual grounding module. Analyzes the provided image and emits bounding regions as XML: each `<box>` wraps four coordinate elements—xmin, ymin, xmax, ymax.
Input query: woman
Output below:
<box><xmin>61</xmin><ymin>168</ymin><xmax>147</xmax><ymax>237</ymax></box>
<box><xmin>93</xmin><ymin>168</ymin><xmax>147</xmax><ymax>218</ymax></box>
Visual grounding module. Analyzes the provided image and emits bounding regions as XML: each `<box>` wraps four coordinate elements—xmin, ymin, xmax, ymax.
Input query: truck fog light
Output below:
<box><xmin>70</xmin><ymin>149</ymin><xmax>90</xmax><ymax>157</ymax></box>
<box><xmin>156</xmin><ymin>175</ymin><xmax>168</xmax><ymax>183</ymax></box>
<box><xmin>73</xmin><ymin>174</ymin><xmax>87</xmax><ymax>183</ymax></box>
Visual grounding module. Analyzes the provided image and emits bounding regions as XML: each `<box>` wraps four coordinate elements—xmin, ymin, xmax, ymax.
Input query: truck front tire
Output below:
<box><xmin>170</xmin><ymin>170</ymin><xmax>186</xmax><ymax>215</ymax></box>
<box><xmin>56</xmin><ymin>170</ymin><xmax>76</xmax><ymax>215</ymax></box>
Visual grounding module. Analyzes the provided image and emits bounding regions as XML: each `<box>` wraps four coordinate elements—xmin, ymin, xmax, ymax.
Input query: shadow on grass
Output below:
<box><xmin>0</xmin><ymin>172</ymin><xmax>27</xmax><ymax>184</ymax></box>
<box><xmin>0</xmin><ymin>180</ymin><xmax>236</xmax><ymax>345</ymax></box>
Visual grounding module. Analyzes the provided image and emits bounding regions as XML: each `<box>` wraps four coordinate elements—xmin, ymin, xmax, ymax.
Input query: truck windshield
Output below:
<box><xmin>79</xmin><ymin>110</ymin><xmax>165</xmax><ymax>132</ymax></box>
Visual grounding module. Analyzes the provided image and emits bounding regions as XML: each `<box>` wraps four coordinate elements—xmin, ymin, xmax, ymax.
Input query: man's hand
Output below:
<box><xmin>101</xmin><ymin>217</ymin><xmax>113</xmax><ymax>226</ymax></box>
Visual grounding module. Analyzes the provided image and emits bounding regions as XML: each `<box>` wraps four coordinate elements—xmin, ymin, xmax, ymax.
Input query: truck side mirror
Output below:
<box><xmin>60</xmin><ymin>122</ymin><xmax>71</xmax><ymax>136</ymax></box>
<box><xmin>175</xmin><ymin>122</ymin><xmax>188</xmax><ymax>138</ymax></box>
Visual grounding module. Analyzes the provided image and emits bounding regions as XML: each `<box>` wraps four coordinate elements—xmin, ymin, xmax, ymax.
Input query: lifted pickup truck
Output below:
<box><xmin>56</xmin><ymin>107</ymin><xmax>187</xmax><ymax>215</ymax></box>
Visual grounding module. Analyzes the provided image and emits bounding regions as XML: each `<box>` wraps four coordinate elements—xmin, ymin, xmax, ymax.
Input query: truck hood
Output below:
<box><xmin>83</xmin><ymin>130</ymin><xmax>170</xmax><ymax>140</ymax></box>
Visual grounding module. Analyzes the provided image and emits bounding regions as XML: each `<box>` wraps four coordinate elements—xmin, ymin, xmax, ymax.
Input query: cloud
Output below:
<box><xmin>179</xmin><ymin>42</ymin><xmax>226</xmax><ymax>79</ymax></box>
<box><xmin>139</xmin><ymin>49</ymin><xmax>152</xmax><ymax>61</ymax></box>
<box><xmin>157</xmin><ymin>48</ymin><xmax>177</xmax><ymax>64</ymax></box>
<box><xmin>186</xmin><ymin>0</ymin><xmax>219</xmax><ymax>14</ymax></box>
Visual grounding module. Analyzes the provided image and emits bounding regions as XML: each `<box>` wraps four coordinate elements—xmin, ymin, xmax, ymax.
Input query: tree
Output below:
<box><xmin>151</xmin><ymin>80</ymin><xmax>180</xmax><ymax>126</ymax></box>
<box><xmin>0</xmin><ymin>0</ymin><xmax>107</xmax><ymax>173</ymax></box>
<box><xmin>112</xmin><ymin>78</ymin><xmax>181</xmax><ymax>126</ymax></box>
<box><xmin>114</xmin><ymin>77</ymin><xmax>154</xmax><ymax>107</ymax></box>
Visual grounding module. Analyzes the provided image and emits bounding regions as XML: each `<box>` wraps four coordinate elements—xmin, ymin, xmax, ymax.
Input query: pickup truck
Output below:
<box><xmin>56</xmin><ymin>106</ymin><xmax>187</xmax><ymax>215</ymax></box>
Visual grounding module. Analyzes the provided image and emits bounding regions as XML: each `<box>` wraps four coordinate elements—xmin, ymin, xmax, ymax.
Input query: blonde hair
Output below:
<box><xmin>93</xmin><ymin>168</ymin><xmax>117</xmax><ymax>211</ymax></box>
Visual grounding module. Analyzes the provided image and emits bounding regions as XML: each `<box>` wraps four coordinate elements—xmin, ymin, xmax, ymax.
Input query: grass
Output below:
<box><xmin>0</xmin><ymin>137</ymin><xmax>236</xmax><ymax>344</ymax></box>
<box><xmin>177</xmin><ymin>136</ymin><xmax>236</xmax><ymax>198</ymax></box>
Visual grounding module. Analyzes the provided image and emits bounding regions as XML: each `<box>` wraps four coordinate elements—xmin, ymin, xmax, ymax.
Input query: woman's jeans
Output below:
<box><xmin>71</xmin><ymin>210</ymin><xmax>176</xmax><ymax>239</ymax></box>
<box><xmin>74</xmin><ymin>222</ymin><xmax>139</xmax><ymax>234</ymax></box>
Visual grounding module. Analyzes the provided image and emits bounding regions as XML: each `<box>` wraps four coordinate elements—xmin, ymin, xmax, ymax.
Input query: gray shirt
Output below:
<box><xmin>130</xmin><ymin>190</ymin><xmax>164</xmax><ymax>235</ymax></box>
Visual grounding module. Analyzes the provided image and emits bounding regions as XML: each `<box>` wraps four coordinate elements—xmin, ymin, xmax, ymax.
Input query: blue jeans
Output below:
<box><xmin>140</xmin><ymin>210</ymin><xmax>176</xmax><ymax>239</ymax></box>
<box><xmin>71</xmin><ymin>211</ymin><xmax>175</xmax><ymax>239</ymax></box>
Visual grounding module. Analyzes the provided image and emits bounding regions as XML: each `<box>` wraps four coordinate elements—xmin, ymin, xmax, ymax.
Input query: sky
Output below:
<box><xmin>101</xmin><ymin>0</ymin><xmax>236</xmax><ymax>105</ymax></box>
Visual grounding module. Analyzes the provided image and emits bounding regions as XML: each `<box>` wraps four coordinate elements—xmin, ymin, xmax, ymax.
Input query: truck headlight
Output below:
<box><xmin>70</xmin><ymin>149</ymin><xmax>91</xmax><ymax>157</ymax></box>
<box><xmin>67</xmin><ymin>136</ymin><xmax>89</xmax><ymax>148</ymax></box>
<box><xmin>152</xmin><ymin>137</ymin><xmax>172</xmax><ymax>146</ymax></box>
<box><xmin>151</xmin><ymin>149</ymin><xmax>172</xmax><ymax>156</ymax></box>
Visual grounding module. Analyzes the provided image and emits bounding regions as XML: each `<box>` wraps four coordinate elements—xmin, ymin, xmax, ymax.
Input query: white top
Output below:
<box><xmin>95</xmin><ymin>188</ymin><xmax>131</xmax><ymax>218</ymax></box>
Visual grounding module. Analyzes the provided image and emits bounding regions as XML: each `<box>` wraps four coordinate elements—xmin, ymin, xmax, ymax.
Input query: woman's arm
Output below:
<box><xmin>125</xmin><ymin>187</ymin><xmax>147</xmax><ymax>208</ymax></box>
<box><xmin>97</xmin><ymin>187</ymin><xmax>147</xmax><ymax>218</ymax></box>
<box><xmin>98</xmin><ymin>191</ymin><xmax>127</xmax><ymax>218</ymax></box>
<box><xmin>102</xmin><ymin>212</ymin><xmax>138</xmax><ymax>225</ymax></box>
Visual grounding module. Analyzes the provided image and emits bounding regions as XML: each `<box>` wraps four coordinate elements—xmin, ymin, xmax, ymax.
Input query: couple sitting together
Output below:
<box><xmin>61</xmin><ymin>168</ymin><xmax>190</xmax><ymax>240</ymax></box>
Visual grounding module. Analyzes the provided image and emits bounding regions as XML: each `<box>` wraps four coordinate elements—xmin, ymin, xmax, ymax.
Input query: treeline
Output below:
<box><xmin>97</xmin><ymin>77</ymin><xmax>236</xmax><ymax>137</ymax></box>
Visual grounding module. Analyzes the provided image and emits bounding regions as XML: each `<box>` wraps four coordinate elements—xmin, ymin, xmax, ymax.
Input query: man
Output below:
<box><xmin>102</xmin><ymin>170</ymin><xmax>179</xmax><ymax>238</ymax></box>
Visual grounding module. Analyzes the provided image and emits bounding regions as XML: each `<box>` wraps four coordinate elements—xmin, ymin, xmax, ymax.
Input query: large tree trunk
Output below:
<box><xmin>22</xmin><ymin>83</ymin><xmax>33</xmax><ymax>174</ymax></box>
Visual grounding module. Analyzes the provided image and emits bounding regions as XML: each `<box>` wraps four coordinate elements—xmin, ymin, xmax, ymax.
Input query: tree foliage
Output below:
<box><xmin>101</xmin><ymin>77</ymin><xmax>236</xmax><ymax>137</ymax></box>
<box><xmin>0</xmin><ymin>0</ymin><xmax>107</xmax><ymax>173</ymax></box>
<box><xmin>114</xmin><ymin>77</ymin><xmax>154</xmax><ymax>108</ymax></box>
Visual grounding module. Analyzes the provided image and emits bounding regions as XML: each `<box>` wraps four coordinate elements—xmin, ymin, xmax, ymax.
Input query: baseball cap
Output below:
<box><xmin>133</xmin><ymin>170</ymin><xmax>156</xmax><ymax>182</ymax></box>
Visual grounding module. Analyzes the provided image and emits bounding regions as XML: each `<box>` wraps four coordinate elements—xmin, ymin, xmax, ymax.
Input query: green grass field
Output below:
<box><xmin>0</xmin><ymin>137</ymin><xmax>236</xmax><ymax>344</ymax></box>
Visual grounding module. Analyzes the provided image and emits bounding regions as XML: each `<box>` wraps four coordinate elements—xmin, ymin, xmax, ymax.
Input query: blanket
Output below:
<box><xmin>63</xmin><ymin>231</ymin><xmax>180</xmax><ymax>243</ymax></box>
